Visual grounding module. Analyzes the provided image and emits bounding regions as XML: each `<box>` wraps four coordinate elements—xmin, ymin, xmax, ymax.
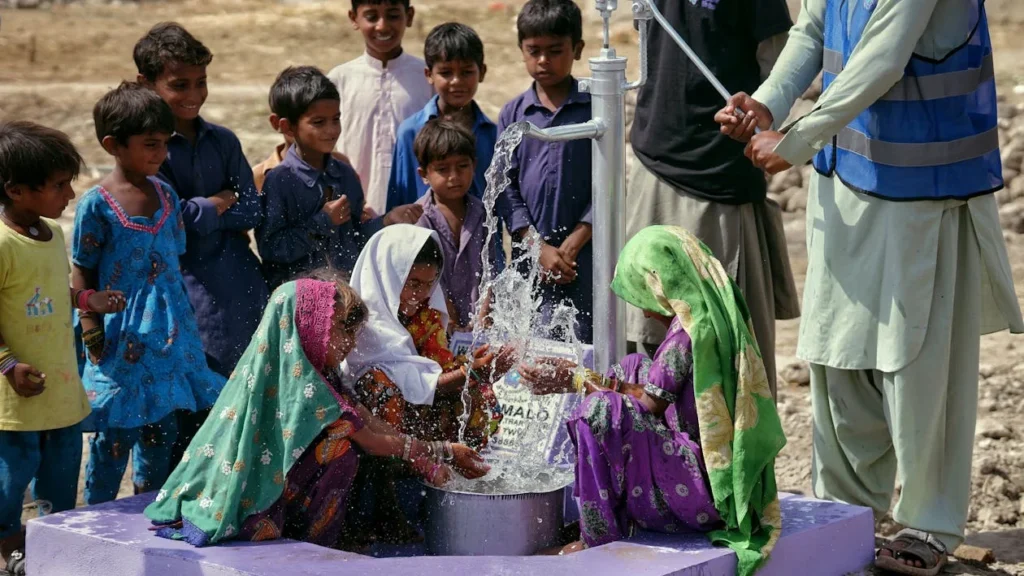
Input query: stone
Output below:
<box><xmin>979</xmin><ymin>458</ymin><xmax>1004</xmax><ymax>476</ymax></box>
<box><xmin>977</xmin><ymin>418</ymin><xmax>1015</xmax><ymax>440</ymax></box>
<box><xmin>1010</xmin><ymin>174</ymin><xmax>1024</xmax><ymax>200</ymax></box>
<box><xmin>1002</xmin><ymin>144</ymin><xmax>1023</xmax><ymax>172</ymax></box>
<box><xmin>780</xmin><ymin>361</ymin><xmax>810</xmax><ymax>386</ymax></box>
<box><xmin>786</xmin><ymin>189</ymin><xmax>808</xmax><ymax>212</ymax></box>
<box><xmin>954</xmin><ymin>545</ymin><xmax>996</xmax><ymax>565</ymax></box>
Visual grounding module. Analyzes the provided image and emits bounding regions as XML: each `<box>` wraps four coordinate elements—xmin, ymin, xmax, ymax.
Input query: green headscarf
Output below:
<box><xmin>610</xmin><ymin>225</ymin><xmax>786</xmax><ymax>576</ymax></box>
<box><xmin>145</xmin><ymin>280</ymin><xmax>347</xmax><ymax>546</ymax></box>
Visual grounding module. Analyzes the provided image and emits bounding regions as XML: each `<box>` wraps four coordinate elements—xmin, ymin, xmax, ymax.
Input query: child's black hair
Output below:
<box><xmin>424</xmin><ymin>22</ymin><xmax>485</xmax><ymax>70</ymax></box>
<box><xmin>516</xmin><ymin>0</ymin><xmax>583</xmax><ymax>46</ymax></box>
<box><xmin>414</xmin><ymin>236</ymin><xmax>444</xmax><ymax>269</ymax></box>
<box><xmin>269</xmin><ymin>66</ymin><xmax>341</xmax><ymax>125</ymax></box>
<box><xmin>93</xmin><ymin>82</ymin><xmax>176</xmax><ymax>146</ymax></box>
<box><xmin>0</xmin><ymin>121</ymin><xmax>83</xmax><ymax>205</ymax></box>
<box><xmin>133</xmin><ymin>22</ymin><xmax>214</xmax><ymax>82</ymax></box>
<box><xmin>351</xmin><ymin>0</ymin><xmax>409</xmax><ymax>11</ymax></box>
<box><xmin>413</xmin><ymin>119</ymin><xmax>477</xmax><ymax>170</ymax></box>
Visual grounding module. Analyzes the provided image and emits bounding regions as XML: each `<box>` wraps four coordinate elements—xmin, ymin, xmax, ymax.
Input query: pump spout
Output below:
<box><xmin>520</xmin><ymin>120</ymin><xmax>605</xmax><ymax>143</ymax></box>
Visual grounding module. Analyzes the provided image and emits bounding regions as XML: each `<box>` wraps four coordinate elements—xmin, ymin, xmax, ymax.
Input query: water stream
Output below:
<box><xmin>444</xmin><ymin>122</ymin><xmax>582</xmax><ymax>495</ymax></box>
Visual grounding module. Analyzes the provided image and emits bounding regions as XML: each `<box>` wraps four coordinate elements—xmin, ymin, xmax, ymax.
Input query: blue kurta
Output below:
<box><xmin>158</xmin><ymin>118</ymin><xmax>269</xmax><ymax>376</ymax></box>
<box><xmin>256</xmin><ymin>145</ymin><xmax>384</xmax><ymax>288</ymax></box>
<box><xmin>497</xmin><ymin>80</ymin><xmax>594</xmax><ymax>343</ymax></box>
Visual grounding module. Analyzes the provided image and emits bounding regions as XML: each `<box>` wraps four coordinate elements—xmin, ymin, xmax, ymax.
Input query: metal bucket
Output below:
<box><xmin>422</xmin><ymin>484</ymin><xmax>568</xmax><ymax>556</ymax></box>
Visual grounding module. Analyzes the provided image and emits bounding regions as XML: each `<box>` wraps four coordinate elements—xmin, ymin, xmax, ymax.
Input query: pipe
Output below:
<box><xmin>624</xmin><ymin>12</ymin><xmax>649</xmax><ymax>91</ymax></box>
<box><xmin>588</xmin><ymin>48</ymin><xmax>629</xmax><ymax>375</ymax></box>
<box><xmin>520</xmin><ymin>120</ymin><xmax>605</xmax><ymax>143</ymax></box>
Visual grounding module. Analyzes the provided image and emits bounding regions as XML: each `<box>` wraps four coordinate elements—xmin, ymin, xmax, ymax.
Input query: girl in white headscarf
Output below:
<box><xmin>342</xmin><ymin>225</ymin><xmax>515</xmax><ymax>448</ymax></box>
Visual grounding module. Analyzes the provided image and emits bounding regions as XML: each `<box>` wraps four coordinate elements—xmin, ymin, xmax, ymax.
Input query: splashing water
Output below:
<box><xmin>445</xmin><ymin>122</ymin><xmax>582</xmax><ymax>495</ymax></box>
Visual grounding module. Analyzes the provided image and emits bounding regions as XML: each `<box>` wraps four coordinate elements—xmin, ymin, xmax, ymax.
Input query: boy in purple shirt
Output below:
<box><xmin>135</xmin><ymin>22</ymin><xmax>269</xmax><ymax>464</ymax></box>
<box><xmin>413</xmin><ymin>119</ymin><xmax>499</xmax><ymax>333</ymax></box>
<box><xmin>498</xmin><ymin>0</ymin><xmax>593</xmax><ymax>343</ymax></box>
<box><xmin>257</xmin><ymin>66</ymin><xmax>422</xmax><ymax>289</ymax></box>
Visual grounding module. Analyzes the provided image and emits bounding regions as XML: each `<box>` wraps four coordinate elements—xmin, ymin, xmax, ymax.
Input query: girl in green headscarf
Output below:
<box><xmin>519</xmin><ymin>225</ymin><xmax>786</xmax><ymax>576</ymax></box>
<box><xmin>145</xmin><ymin>278</ymin><xmax>489</xmax><ymax>547</ymax></box>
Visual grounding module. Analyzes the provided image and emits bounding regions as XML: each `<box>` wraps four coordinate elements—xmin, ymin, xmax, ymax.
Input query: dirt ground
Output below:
<box><xmin>3</xmin><ymin>0</ymin><xmax>1024</xmax><ymax>573</ymax></box>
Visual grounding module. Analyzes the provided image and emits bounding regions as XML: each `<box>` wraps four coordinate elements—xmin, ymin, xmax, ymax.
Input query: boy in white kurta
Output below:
<box><xmin>717</xmin><ymin>0</ymin><xmax>1023</xmax><ymax>571</ymax></box>
<box><xmin>327</xmin><ymin>0</ymin><xmax>434</xmax><ymax>215</ymax></box>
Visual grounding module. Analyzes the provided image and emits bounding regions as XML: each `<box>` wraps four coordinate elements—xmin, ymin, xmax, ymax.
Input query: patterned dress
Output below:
<box><xmin>568</xmin><ymin>319</ymin><xmax>721</xmax><ymax>547</ymax></box>
<box><xmin>72</xmin><ymin>180</ymin><xmax>225</xmax><ymax>430</ymax></box>
<box><xmin>356</xmin><ymin>305</ymin><xmax>500</xmax><ymax>448</ymax></box>
<box><xmin>146</xmin><ymin>280</ymin><xmax>364</xmax><ymax>547</ymax></box>
<box><xmin>238</xmin><ymin>373</ymin><xmax>364</xmax><ymax>547</ymax></box>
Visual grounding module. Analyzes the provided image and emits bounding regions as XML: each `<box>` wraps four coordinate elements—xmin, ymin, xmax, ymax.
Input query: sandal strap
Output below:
<box><xmin>893</xmin><ymin>528</ymin><xmax>947</xmax><ymax>556</ymax></box>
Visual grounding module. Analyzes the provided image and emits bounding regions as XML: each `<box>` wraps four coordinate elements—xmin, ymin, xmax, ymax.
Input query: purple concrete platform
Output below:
<box><xmin>27</xmin><ymin>492</ymin><xmax>873</xmax><ymax>576</ymax></box>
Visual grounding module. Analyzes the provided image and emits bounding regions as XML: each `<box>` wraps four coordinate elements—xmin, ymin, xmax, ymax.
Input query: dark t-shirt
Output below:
<box><xmin>630</xmin><ymin>0</ymin><xmax>793</xmax><ymax>205</ymax></box>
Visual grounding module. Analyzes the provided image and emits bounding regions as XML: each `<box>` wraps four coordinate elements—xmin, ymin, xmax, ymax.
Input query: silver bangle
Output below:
<box><xmin>402</xmin><ymin>435</ymin><xmax>413</xmax><ymax>462</ymax></box>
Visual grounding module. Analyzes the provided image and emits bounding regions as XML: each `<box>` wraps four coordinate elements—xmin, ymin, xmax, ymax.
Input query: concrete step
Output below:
<box><xmin>27</xmin><ymin>491</ymin><xmax>874</xmax><ymax>576</ymax></box>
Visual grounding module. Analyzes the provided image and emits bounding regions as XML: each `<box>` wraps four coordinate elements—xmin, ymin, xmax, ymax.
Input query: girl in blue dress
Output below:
<box><xmin>72</xmin><ymin>83</ymin><xmax>225</xmax><ymax>505</ymax></box>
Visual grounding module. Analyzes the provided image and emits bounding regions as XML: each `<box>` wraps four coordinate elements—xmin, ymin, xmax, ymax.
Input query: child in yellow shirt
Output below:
<box><xmin>0</xmin><ymin>121</ymin><xmax>125</xmax><ymax>576</ymax></box>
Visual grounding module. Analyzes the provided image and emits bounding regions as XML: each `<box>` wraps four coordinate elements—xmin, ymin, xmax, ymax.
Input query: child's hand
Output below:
<box><xmin>492</xmin><ymin>344</ymin><xmax>518</xmax><ymax>380</ymax></box>
<box><xmin>539</xmin><ymin>243</ymin><xmax>576</xmax><ymax>284</ymax></box>
<box><xmin>361</xmin><ymin>205</ymin><xmax>378</xmax><ymax>223</ymax></box>
<box><xmin>87</xmin><ymin>290</ymin><xmax>127</xmax><ymax>314</ymax></box>
<box><xmin>210</xmin><ymin>190</ymin><xmax>239</xmax><ymax>216</ymax></box>
<box><xmin>383</xmin><ymin>203</ymin><xmax>424</xmax><ymax>226</ymax></box>
<box><xmin>323</xmin><ymin>195</ymin><xmax>352</xmax><ymax>226</ymax></box>
<box><xmin>7</xmin><ymin>363</ymin><xmax>46</xmax><ymax>397</ymax></box>
<box><xmin>450</xmin><ymin>443</ymin><xmax>490</xmax><ymax>479</ymax></box>
<box><xmin>517</xmin><ymin>357</ymin><xmax>577</xmax><ymax>395</ymax></box>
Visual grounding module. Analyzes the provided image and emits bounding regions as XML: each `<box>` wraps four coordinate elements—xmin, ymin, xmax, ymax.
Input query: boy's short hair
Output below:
<box><xmin>413</xmin><ymin>119</ymin><xmax>477</xmax><ymax>169</ymax></box>
<box><xmin>93</xmin><ymin>82</ymin><xmax>176</xmax><ymax>145</ymax></box>
<box><xmin>0</xmin><ymin>121</ymin><xmax>83</xmax><ymax>205</ymax></box>
<box><xmin>269</xmin><ymin>66</ymin><xmax>341</xmax><ymax>125</ymax></box>
<box><xmin>133</xmin><ymin>22</ymin><xmax>214</xmax><ymax>82</ymax></box>
<box><xmin>351</xmin><ymin>0</ymin><xmax>410</xmax><ymax>10</ymax></box>
<box><xmin>517</xmin><ymin>0</ymin><xmax>583</xmax><ymax>46</ymax></box>
<box><xmin>424</xmin><ymin>23</ymin><xmax>485</xmax><ymax>70</ymax></box>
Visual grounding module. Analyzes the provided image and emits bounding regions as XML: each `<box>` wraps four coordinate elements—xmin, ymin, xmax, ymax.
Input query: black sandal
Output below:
<box><xmin>875</xmin><ymin>529</ymin><xmax>948</xmax><ymax>576</ymax></box>
<box><xmin>1</xmin><ymin>549</ymin><xmax>26</xmax><ymax>576</ymax></box>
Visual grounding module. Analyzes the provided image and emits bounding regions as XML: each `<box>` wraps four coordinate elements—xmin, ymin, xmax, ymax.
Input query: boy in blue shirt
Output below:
<box><xmin>498</xmin><ymin>0</ymin><xmax>593</xmax><ymax>343</ymax></box>
<box><xmin>386</xmin><ymin>22</ymin><xmax>497</xmax><ymax>211</ymax></box>
<box><xmin>134</xmin><ymin>22</ymin><xmax>269</xmax><ymax>465</ymax></box>
<box><xmin>257</xmin><ymin>66</ymin><xmax>421</xmax><ymax>289</ymax></box>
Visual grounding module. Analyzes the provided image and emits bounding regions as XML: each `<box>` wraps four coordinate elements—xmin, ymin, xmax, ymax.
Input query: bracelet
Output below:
<box><xmin>82</xmin><ymin>327</ymin><xmax>105</xmax><ymax>349</ymax></box>
<box><xmin>76</xmin><ymin>289</ymin><xmax>96</xmax><ymax>312</ymax></box>
<box><xmin>443</xmin><ymin>441</ymin><xmax>454</xmax><ymax>464</ymax></box>
<box><xmin>0</xmin><ymin>348</ymin><xmax>18</xmax><ymax>376</ymax></box>
<box><xmin>401</xmin><ymin>435</ymin><xmax>413</xmax><ymax>462</ymax></box>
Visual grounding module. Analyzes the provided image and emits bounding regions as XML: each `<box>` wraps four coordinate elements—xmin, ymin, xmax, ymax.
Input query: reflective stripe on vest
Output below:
<box><xmin>812</xmin><ymin>0</ymin><xmax>1003</xmax><ymax>200</ymax></box>
<box><xmin>822</xmin><ymin>49</ymin><xmax>995</xmax><ymax>102</ymax></box>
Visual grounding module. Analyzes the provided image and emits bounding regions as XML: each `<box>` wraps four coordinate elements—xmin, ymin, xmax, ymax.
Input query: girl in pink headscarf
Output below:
<box><xmin>146</xmin><ymin>277</ymin><xmax>489</xmax><ymax>548</ymax></box>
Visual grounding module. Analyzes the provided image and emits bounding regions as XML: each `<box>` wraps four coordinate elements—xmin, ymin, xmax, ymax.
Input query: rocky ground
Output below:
<box><xmin>4</xmin><ymin>0</ymin><xmax>1024</xmax><ymax>573</ymax></box>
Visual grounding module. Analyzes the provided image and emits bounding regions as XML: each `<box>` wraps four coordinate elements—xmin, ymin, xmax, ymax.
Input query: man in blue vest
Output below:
<box><xmin>716</xmin><ymin>0</ymin><xmax>1023</xmax><ymax>573</ymax></box>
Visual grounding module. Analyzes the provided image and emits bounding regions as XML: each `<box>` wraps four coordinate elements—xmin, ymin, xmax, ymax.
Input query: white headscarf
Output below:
<box><xmin>342</xmin><ymin>225</ymin><xmax>450</xmax><ymax>405</ymax></box>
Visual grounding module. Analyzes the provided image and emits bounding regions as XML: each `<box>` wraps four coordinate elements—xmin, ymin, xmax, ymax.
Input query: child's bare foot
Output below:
<box><xmin>558</xmin><ymin>540</ymin><xmax>585</xmax><ymax>555</ymax></box>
